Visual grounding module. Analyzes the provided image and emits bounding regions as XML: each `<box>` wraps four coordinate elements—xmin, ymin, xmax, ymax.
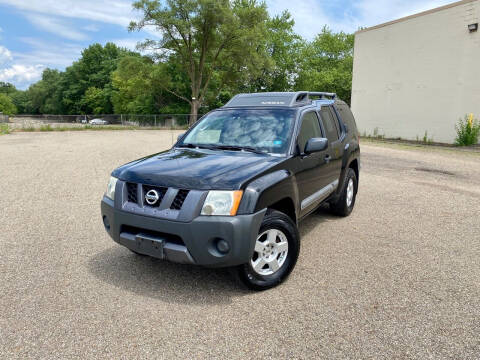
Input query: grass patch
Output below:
<box><xmin>0</xmin><ymin>123</ymin><xmax>10</xmax><ymax>135</ymax></box>
<box><xmin>39</xmin><ymin>124</ymin><xmax>54</xmax><ymax>131</ymax></box>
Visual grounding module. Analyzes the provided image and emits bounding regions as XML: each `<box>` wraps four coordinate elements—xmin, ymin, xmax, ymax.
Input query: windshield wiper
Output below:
<box><xmin>177</xmin><ymin>143</ymin><xmax>217</xmax><ymax>150</ymax></box>
<box><xmin>212</xmin><ymin>145</ymin><xmax>267</xmax><ymax>154</ymax></box>
<box><xmin>178</xmin><ymin>143</ymin><xmax>266</xmax><ymax>154</ymax></box>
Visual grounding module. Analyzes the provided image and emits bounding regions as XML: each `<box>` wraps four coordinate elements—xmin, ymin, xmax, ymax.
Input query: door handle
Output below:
<box><xmin>324</xmin><ymin>154</ymin><xmax>331</xmax><ymax>163</ymax></box>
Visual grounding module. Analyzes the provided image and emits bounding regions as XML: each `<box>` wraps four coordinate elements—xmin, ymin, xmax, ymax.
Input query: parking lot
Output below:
<box><xmin>1</xmin><ymin>131</ymin><xmax>479</xmax><ymax>359</ymax></box>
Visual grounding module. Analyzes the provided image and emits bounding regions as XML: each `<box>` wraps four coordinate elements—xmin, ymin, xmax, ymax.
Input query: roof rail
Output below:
<box><xmin>288</xmin><ymin>91</ymin><xmax>309</xmax><ymax>106</ymax></box>
<box><xmin>308</xmin><ymin>92</ymin><xmax>337</xmax><ymax>100</ymax></box>
<box><xmin>287</xmin><ymin>92</ymin><xmax>337</xmax><ymax>106</ymax></box>
<box><xmin>222</xmin><ymin>91</ymin><xmax>337</xmax><ymax>108</ymax></box>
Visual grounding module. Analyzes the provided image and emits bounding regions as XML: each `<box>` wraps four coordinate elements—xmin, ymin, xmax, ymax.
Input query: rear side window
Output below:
<box><xmin>297</xmin><ymin>112</ymin><xmax>322</xmax><ymax>152</ymax></box>
<box><xmin>320</xmin><ymin>107</ymin><xmax>339</xmax><ymax>142</ymax></box>
<box><xmin>335</xmin><ymin>103</ymin><xmax>358</xmax><ymax>134</ymax></box>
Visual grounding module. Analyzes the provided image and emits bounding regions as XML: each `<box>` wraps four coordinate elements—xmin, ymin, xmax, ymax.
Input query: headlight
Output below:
<box><xmin>105</xmin><ymin>176</ymin><xmax>118</xmax><ymax>200</ymax></box>
<box><xmin>201</xmin><ymin>190</ymin><xmax>243</xmax><ymax>216</ymax></box>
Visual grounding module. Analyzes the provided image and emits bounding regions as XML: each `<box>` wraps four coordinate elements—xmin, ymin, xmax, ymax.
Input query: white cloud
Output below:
<box><xmin>352</xmin><ymin>0</ymin><xmax>455</xmax><ymax>30</ymax></box>
<box><xmin>0</xmin><ymin>39</ymin><xmax>83</xmax><ymax>88</ymax></box>
<box><xmin>0</xmin><ymin>64</ymin><xmax>45</xmax><ymax>84</ymax></box>
<box><xmin>15</xmin><ymin>37</ymin><xmax>82</xmax><ymax>67</ymax></box>
<box><xmin>0</xmin><ymin>0</ymin><xmax>134</xmax><ymax>27</ymax></box>
<box><xmin>111</xmin><ymin>38</ymin><xmax>141</xmax><ymax>51</ymax></box>
<box><xmin>266</xmin><ymin>0</ymin><xmax>458</xmax><ymax>37</ymax></box>
<box><xmin>0</xmin><ymin>45</ymin><xmax>13</xmax><ymax>65</ymax></box>
<box><xmin>24</xmin><ymin>13</ymin><xmax>89</xmax><ymax>41</ymax></box>
<box><xmin>83</xmin><ymin>24</ymin><xmax>100</xmax><ymax>32</ymax></box>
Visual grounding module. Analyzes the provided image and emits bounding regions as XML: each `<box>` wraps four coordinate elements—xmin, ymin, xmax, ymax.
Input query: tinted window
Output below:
<box><xmin>329</xmin><ymin>107</ymin><xmax>342</xmax><ymax>135</ymax></box>
<box><xmin>320</xmin><ymin>107</ymin><xmax>339</xmax><ymax>142</ymax></box>
<box><xmin>335</xmin><ymin>103</ymin><xmax>357</xmax><ymax>134</ymax></box>
<box><xmin>181</xmin><ymin>109</ymin><xmax>296</xmax><ymax>154</ymax></box>
<box><xmin>297</xmin><ymin>112</ymin><xmax>322</xmax><ymax>153</ymax></box>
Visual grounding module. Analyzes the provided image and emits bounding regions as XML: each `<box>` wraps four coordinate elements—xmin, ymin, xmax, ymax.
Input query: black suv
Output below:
<box><xmin>101</xmin><ymin>92</ymin><xmax>360</xmax><ymax>290</ymax></box>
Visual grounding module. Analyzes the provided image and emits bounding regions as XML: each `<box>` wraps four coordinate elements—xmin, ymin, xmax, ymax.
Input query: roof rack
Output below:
<box><xmin>223</xmin><ymin>91</ymin><xmax>337</xmax><ymax>108</ymax></box>
<box><xmin>307</xmin><ymin>92</ymin><xmax>337</xmax><ymax>100</ymax></box>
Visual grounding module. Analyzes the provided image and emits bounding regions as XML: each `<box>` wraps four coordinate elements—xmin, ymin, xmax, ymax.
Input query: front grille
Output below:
<box><xmin>125</xmin><ymin>182</ymin><xmax>190</xmax><ymax>211</ymax></box>
<box><xmin>142</xmin><ymin>185</ymin><xmax>167</xmax><ymax>207</ymax></box>
<box><xmin>120</xmin><ymin>225</ymin><xmax>185</xmax><ymax>246</ymax></box>
<box><xmin>170</xmin><ymin>189</ymin><xmax>189</xmax><ymax>210</ymax></box>
<box><xmin>126</xmin><ymin>183</ymin><xmax>138</xmax><ymax>203</ymax></box>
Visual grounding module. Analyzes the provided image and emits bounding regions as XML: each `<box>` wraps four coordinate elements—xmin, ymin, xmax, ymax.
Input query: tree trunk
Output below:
<box><xmin>190</xmin><ymin>100</ymin><xmax>199</xmax><ymax>125</ymax></box>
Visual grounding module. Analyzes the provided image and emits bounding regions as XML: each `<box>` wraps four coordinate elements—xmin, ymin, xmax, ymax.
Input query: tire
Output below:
<box><xmin>236</xmin><ymin>210</ymin><xmax>300</xmax><ymax>291</ymax></box>
<box><xmin>330</xmin><ymin>168</ymin><xmax>358</xmax><ymax>217</ymax></box>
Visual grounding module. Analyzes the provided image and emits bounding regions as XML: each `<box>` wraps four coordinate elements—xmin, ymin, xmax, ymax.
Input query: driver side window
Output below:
<box><xmin>297</xmin><ymin>112</ymin><xmax>322</xmax><ymax>153</ymax></box>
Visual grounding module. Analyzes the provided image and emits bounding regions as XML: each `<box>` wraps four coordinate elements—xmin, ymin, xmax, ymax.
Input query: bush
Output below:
<box><xmin>0</xmin><ymin>123</ymin><xmax>10</xmax><ymax>135</ymax></box>
<box><xmin>455</xmin><ymin>114</ymin><xmax>480</xmax><ymax>146</ymax></box>
<box><xmin>0</xmin><ymin>93</ymin><xmax>17</xmax><ymax>115</ymax></box>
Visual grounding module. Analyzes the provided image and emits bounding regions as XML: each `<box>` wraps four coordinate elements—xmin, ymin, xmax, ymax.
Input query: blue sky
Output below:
<box><xmin>0</xmin><ymin>0</ymin><xmax>457</xmax><ymax>89</ymax></box>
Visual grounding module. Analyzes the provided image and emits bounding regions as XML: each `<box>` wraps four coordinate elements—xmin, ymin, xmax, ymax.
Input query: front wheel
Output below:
<box><xmin>236</xmin><ymin>210</ymin><xmax>300</xmax><ymax>291</ymax></box>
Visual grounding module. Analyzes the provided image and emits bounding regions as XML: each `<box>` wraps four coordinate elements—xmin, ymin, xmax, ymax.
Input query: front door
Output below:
<box><xmin>294</xmin><ymin>111</ymin><xmax>332</xmax><ymax>216</ymax></box>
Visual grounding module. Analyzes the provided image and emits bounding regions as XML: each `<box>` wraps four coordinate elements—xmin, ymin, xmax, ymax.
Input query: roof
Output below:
<box><xmin>223</xmin><ymin>92</ymin><xmax>336</xmax><ymax>108</ymax></box>
<box><xmin>356</xmin><ymin>0</ymin><xmax>477</xmax><ymax>34</ymax></box>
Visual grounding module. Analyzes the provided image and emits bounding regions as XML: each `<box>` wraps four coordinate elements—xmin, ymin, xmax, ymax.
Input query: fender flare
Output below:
<box><xmin>237</xmin><ymin>170</ymin><xmax>299</xmax><ymax>221</ymax></box>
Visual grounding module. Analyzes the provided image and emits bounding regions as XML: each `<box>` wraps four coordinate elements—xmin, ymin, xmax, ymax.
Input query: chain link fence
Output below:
<box><xmin>8</xmin><ymin>114</ymin><xmax>194</xmax><ymax>128</ymax></box>
<box><xmin>0</xmin><ymin>113</ymin><xmax>9</xmax><ymax>123</ymax></box>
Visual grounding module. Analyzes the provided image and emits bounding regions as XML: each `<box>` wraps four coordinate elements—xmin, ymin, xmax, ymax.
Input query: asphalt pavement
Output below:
<box><xmin>1</xmin><ymin>131</ymin><xmax>479</xmax><ymax>359</ymax></box>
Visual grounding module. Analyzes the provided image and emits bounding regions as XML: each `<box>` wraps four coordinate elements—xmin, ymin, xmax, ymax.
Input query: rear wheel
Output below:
<box><xmin>236</xmin><ymin>210</ymin><xmax>300</xmax><ymax>291</ymax></box>
<box><xmin>330</xmin><ymin>168</ymin><xmax>358</xmax><ymax>217</ymax></box>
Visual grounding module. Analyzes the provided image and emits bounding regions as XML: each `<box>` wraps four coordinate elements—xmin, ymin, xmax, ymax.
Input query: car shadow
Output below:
<box><xmin>87</xmin><ymin>246</ymin><xmax>250</xmax><ymax>305</ymax></box>
<box><xmin>88</xmin><ymin>206</ymin><xmax>337</xmax><ymax>305</ymax></box>
<box><xmin>299</xmin><ymin>205</ymin><xmax>337</xmax><ymax>238</ymax></box>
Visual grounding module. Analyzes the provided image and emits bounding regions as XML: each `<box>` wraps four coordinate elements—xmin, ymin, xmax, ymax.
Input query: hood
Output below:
<box><xmin>112</xmin><ymin>147</ymin><xmax>285</xmax><ymax>190</ymax></box>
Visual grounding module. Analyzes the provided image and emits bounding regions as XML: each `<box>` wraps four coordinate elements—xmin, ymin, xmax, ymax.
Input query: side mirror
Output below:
<box><xmin>177</xmin><ymin>133</ymin><xmax>185</xmax><ymax>142</ymax></box>
<box><xmin>304</xmin><ymin>137</ymin><xmax>328</xmax><ymax>154</ymax></box>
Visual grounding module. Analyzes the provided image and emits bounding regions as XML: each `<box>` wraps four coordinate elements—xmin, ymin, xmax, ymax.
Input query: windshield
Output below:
<box><xmin>179</xmin><ymin>109</ymin><xmax>296</xmax><ymax>155</ymax></box>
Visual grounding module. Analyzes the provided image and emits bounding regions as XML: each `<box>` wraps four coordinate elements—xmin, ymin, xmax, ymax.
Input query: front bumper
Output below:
<box><xmin>101</xmin><ymin>197</ymin><xmax>266</xmax><ymax>267</ymax></box>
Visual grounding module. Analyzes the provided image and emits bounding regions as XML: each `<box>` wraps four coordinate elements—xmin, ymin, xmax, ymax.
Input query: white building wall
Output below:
<box><xmin>351</xmin><ymin>0</ymin><xmax>480</xmax><ymax>143</ymax></box>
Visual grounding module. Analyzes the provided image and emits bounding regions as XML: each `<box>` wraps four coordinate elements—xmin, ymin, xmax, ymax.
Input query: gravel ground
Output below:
<box><xmin>1</xmin><ymin>131</ymin><xmax>479</xmax><ymax>359</ymax></box>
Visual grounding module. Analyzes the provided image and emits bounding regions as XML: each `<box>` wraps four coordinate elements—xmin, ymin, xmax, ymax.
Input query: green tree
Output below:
<box><xmin>0</xmin><ymin>82</ymin><xmax>17</xmax><ymax>96</ymax></box>
<box><xmin>0</xmin><ymin>93</ymin><xmax>17</xmax><ymax>115</ymax></box>
<box><xmin>245</xmin><ymin>11</ymin><xmax>303</xmax><ymax>93</ymax></box>
<box><xmin>82</xmin><ymin>87</ymin><xmax>110</xmax><ymax>114</ymax></box>
<box><xmin>112</xmin><ymin>55</ymin><xmax>191</xmax><ymax>115</ymax></box>
<box><xmin>61</xmin><ymin>43</ymin><xmax>134</xmax><ymax>114</ymax></box>
<box><xmin>295</xmin><ymin>27</ymin><xmax>354</xmax><ymax>103</ymax></box>
<box><xmin>112</xmin><ymin>55</ymin><xmax>158</xmax><ymax>114</ymax></box>
<box><xmin>0</xmin><ymin>82</ymin><xmax>29</xmax><ymax>114</ymax></box>
<box><xmin>130</xmin><ymin>0</ymin><xmax>270</xmax><ymax>122</ymax></box>
<box><xmin>22</xmin><ymin>69</ymin><xmax>64</xmax><ymax>114</ymax></box>
<box><xmin>10</xmin><ymin>91</ymin><xmax>29</xmax><ymax>114</ymax></box>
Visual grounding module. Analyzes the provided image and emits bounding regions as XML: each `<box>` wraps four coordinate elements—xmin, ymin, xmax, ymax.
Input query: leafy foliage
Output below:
<box><xmin>455</xmin><ymin>114</ymin><xmax>480</xmax><ymax>146</ymax></box>
<box><xmin>130</xmin><ymin>0</ymin><xmax>271</xmax><ymax>121</ymax></box>
<box><xmin>0</xmin><ymin>93</ymin><xmax>17</xmax><ymax>115</ymax></box>
<box><xmin>295</xmin><ymin>27</ymin><xmax>354</xmax><ymax>104</ymax></box>
<box><xmin>5</xmin><ymin>5</ymin><xmax>357</xmax><ymax>118</ymax></box>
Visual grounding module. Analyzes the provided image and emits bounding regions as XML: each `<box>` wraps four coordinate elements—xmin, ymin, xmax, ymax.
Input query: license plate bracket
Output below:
<box><xmin>135</xmin><ymin>233</ymin><xmax>165</xmax><ymax>258</ymax></box>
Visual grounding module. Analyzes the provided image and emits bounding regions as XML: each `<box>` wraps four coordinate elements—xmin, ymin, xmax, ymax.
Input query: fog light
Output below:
<box><xmin>103</xmin><ymin>216</ymin><xmax>110</xmax><ymax>231</ymax></box>
<box><xmin>468</xmin><ymin>23</ymin><xmax>478</xmax><ymax>32</ymax></box>
<box><xmin>216</xmin><ymin>239</ymin><xmax>230</xmax><ymax>254</ymax></box>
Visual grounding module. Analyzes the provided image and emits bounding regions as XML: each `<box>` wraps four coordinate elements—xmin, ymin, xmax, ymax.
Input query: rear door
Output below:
<box><xmin>294</xmin><ymin>111</ymin><xmax>332</xmax><ymax>216</ymax></box>
<box><xmin>318</xmin><ymin>106</ymin><xmax>343</xmax><ymax>188</ymax></box>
